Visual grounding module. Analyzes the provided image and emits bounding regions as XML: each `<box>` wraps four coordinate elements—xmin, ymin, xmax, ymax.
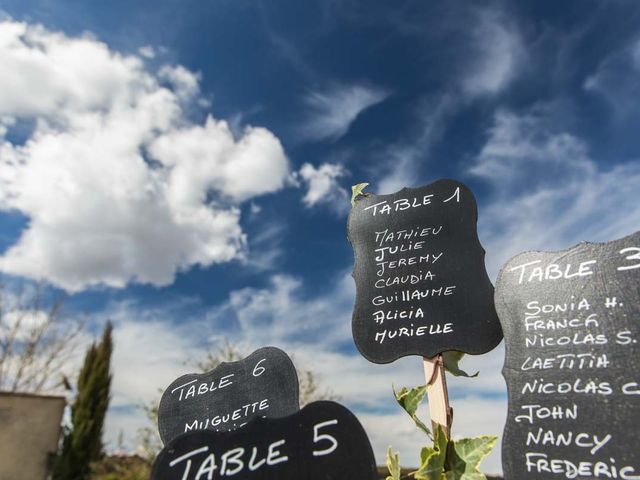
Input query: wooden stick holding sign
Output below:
<box><xmin>423</xmin><ymin>354</ymin><xmax>452</xmax><ymax>438</ymax></box>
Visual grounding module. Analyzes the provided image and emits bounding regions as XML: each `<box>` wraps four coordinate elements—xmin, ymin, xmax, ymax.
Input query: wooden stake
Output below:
<box><xmin>423</xmin><ymin>355</ymin><xmax>453</xmax><ymax>439</ymax></box>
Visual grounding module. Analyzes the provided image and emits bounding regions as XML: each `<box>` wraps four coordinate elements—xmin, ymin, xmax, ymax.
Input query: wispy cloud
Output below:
<box><xmin>296</xmin><ymin>162</ymin><xmax>350</xmax><ymax>215</ymax></box>
<box><xmin>372</xmin><ymin>7</ymin><xmax>526</xmax><ymax>195</ymax></box>
<box><xmin>584</xmin><ymin>36</ymin><xmax>640</xmax><ymax>118</ymax></box>
<box><xmin>461</xmin><ymin>9</ymin><xmax>525</xmax><ymax>97</ymax></box>
<box><xmin>469</xmin><ymin>105</ymin><xmax>640</xmax><ymax>277</ymax></box>
<box><xmin>376</xmin><ymin>94</ymin><xmax>457</xmax><ymax>194</ymax></box>
<box><xmin>0</xmin><ymin>19</ymin><xmax>290</xmax><ymax>292</ymax></box>
<box><xmin>243</xmin><ymin>221</ymin><xmax>288</xmax><ymax>272</ymax></box>
<box><xmin>301</xmin><ymin>84</ymin><xmax>390</xmax><ymax>142</ymax></box>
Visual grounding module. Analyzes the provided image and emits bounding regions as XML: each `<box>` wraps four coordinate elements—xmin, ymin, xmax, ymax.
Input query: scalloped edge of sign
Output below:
<box><xmin>157</xmin><ymin>345</ymin><xmax>299</xmax><ymax>444</ymax></box>
<box><xmin>151</xmin><ymin>400</ymin><xmax>378</xmax><ymax>480</ymax></box>
<box><xmin>347</xmin><ymin>178</ymin><xmax>501</xmax><ymax>363</ymax></box>
<box><xmin>494</xmin><ymin>228</ymin><xmax>640</xmax><ymax>479</ymax></box>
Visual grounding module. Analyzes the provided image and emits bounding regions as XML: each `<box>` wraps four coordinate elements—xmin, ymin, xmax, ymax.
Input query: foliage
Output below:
<box><xmin>441</xmin><ymin>352</ymin><xmax>478</xmax><ymax>378</ymax></box>
<box><xmin>444</xmin><ymin>435</ymin><xmax>497</xmax><ymax>480</ymax></box>
<box><xmin>53</xmin><ymin>322</ymin><xmax>113</xmax><ymax>480</ymax></box>
<box><xmin>136</xmin><ymin>388</ymin><xmax>164</xmax><ymax>462</ymax></box>
<box><xmin>351</xmin><ymin>182</ymin><xmax>369</xmax><ymax>206</ymax></box>
<box><xmin>393</xmin><ymin>385</ymin><xmax>431</xmax><ymax>438</ymax></box>
<box><xmin>414</xmin><ymin>425</ymin><xmax>447</xmax><ymax>480</ymax></box>
<box><xmin>386</xmin><ymin>447</ymin><xmax>402</xmax><ymax>480</ymax></box>
<box><xmin>136</xmin><ymin>339</ymin><xmax>339</xmax><ymax>460</ymax></box>
<box><xmin>90</xmin><ymin>455</ymin><xmax>151</xmax><ymax>480</ymax></box>
<box><xmin>387</xmin><ymin>370</ymin><xmax>496</xmax><ymax>479</ymax></box>
<box><xmin>0</xmin><ymin>282</ymin><xmax>83</xmax><ymax>393</ymax></box>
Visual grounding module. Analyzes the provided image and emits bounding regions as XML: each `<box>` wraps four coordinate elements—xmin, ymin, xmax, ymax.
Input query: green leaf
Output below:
<box><xmin>415</xmin><ymin>426</ymin><xmax>448</xmax><ymax>480</ymax></box>
<box><xmin>351</xmin><ymin>182</ymin><xmax>369</xmax><ymax>206</ymax></box>
<box><xmin>393</xmin><ymin>385</ymin><xmax>432</xmax><ymax>438</ymax></box>
<box><xmin>445</xmin><ymin>435</ymin><xmax>497</xmax><ymax>480</ymax></box>
<box><xmin>386</xmin><ymin>447</ymin><xmax>401</xmax><ymax>480</ymax></box>
<box><xmin>442</xmin><ymin>351</ymin><xmax>478</xmax><ymax>378</ymax></box>
<box><xmin>443</xmin><ymin>472</ymin><xmax>487</xmax><ymax>480</ymax></box>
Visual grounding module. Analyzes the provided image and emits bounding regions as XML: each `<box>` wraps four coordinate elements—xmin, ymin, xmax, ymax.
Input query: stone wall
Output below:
<box><xmin>0</xmin><ymin>391</ymin><xmax>65</xmax><ymax>480</ymax></box>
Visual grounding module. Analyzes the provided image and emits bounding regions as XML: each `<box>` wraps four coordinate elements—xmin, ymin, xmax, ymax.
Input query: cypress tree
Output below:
<box><xmin>53</xmin><ymin>321</ymin><xmax>113</xmax><ymax>480</ymax></box>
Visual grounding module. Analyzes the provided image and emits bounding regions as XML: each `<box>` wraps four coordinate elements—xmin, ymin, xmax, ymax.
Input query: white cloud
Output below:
<box><xmin>470</xmin><ymin>106</ymin><xmax>640</xmax><ymax>277</ymax></box>
<box><xmin>108</xmin><ymin>307</ymin><xmax>208</xmax><ymax>408</ymax></box>
<box><xmin>138</xmin><ymin>45</ymin><xmax>155</xmax><ymax>59</ymax></box>
<box><xmin>243</xmin><ymin>221</ymin><xmax>287</xmax><ymax>272</ymax></box>
<box><xmin>297</xmin><ymin>162</ymin><xmax>350</xmax><ymax>214</ymax></box>
<box><xmin>158</xmin><ymin>64</ymin><xmax>200</xmax><ymax>100</ymax></box>
<box><xmin>376</xmin><ymin>95</ymin><xmax>457</xmax><ymax>195</ymax></box>
<box><xmin>372</xmin><ymin>7</ymin><xmax>525</xmax><ymax>194</ymax></box>
<box><xmin>209</xmin><ymin>273</ymin><xmax>355</xmax><ymax>349</ymax></box>
<box><xmin>149</xmin><ymin>117</ymin><xmax>289</xmax><ymax>203</ymax></box>
<box><xmin>0</xmin><ymin>19</ymin><xmax>290</xmax><ymax>292</ymax></box>
<box><xmin>301</xmin><ymin>84</ymin><xmax>389</xmax><ymax>142</ymax></box>
<box><xmin>584</xmin><ymin>36</ymin><xmax>640</xmax><ymax>118</ymax></box>
<box><xmin>97</xmin><ymin>302</ymin><xmax>210</xmax><ymax>452</ymax></box>
<box><xmin>470</xmin><ymin>108</ymin><xmax>595</xmax><ymax>188</ymax></box>
<box><xmin>461</xmin><ymin>10</ymin><xmax>525</xmax><ymax>97</ymax></box>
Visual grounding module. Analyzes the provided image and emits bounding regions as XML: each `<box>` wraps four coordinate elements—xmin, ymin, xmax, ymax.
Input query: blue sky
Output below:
<box><xmin>1</xmin><ymin>0</ymin><xmax>640</xmax><ymax>474</ymax></box>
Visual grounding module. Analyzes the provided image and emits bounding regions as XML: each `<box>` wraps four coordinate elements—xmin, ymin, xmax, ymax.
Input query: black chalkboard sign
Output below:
<box><xmin>495</xmin><ymin>230</ymin><xmax>640</xmax><ymax>479</ymax></box>
<box><xmin>348</xmin><ymin>179</ymin><xmax>502</xmax><ymax>363</ymax></box>
<box><xmin>151</xmin><ymin>401</ymin><xmax>377</xmax><ymax>480</ymax></box>
<box><xmin>157</xmin><ymin>347</ymin><xmax>299</xmax><ymax>445</ymax></box>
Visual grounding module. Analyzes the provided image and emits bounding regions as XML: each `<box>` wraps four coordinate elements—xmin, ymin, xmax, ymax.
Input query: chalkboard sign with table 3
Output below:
<box><xmin>157</xmin><ymin>346</ymin><xmax>299</xmax><ymax>445</ymax></box>
<box><xmin>495</xmin><ymin>230</ymin><xmax>640</xmax><ymax>479</ymax></box>
<box><xmin>348</xmin><ymin>179</ymin><xmax>502</xmax><ymax>363</ymax></box>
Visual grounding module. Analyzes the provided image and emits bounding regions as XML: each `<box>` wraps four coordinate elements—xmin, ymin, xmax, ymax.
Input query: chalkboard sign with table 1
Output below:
<box><xmin>348</xmin><ymin>179</ymin><xmax>503</xmax><ymax>438</ymax></box>
<box><xmin>348</xmin><ymin>179</ymin><xmax>503</xmax><ymax>363</ymax></box>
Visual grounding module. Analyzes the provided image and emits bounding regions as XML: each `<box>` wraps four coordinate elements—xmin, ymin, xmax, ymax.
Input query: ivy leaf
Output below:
<box><xmin>386</xmin><ymin>447</ymin><xmax>401</xmax><ymax>480</ymax></box>
<box><xmin>351</xmin><ymin>182</ymin><xmax>369</xmax><ymax>206</ymax></box>
<box><xmin>444</xmin><ymin>435</ymin><xmax>497</xmax><ymax>480</ymax></box>
<box><xmin>442</xmin><ymin>351</ymin><xmax>478</xmax><ymax>378</ymax></box>
<box><xmin>443</xmin><ymin>473</ymin><xmax>486</xmax><ymax>480</ymax></box>
<box><xmin>393</xmin><ymin>385</ymin><xmax>432</xmax><ymax>438</ymax></box>
<box><xmin>414</xmin><ymin>426</ymin><xmax>448</xmax><ymax>480</ymax></box>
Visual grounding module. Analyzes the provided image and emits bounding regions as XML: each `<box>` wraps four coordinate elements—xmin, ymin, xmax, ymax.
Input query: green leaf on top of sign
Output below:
<box><xmin>351</xmin><ymin>182</ymin><xmax>369</xmax><ymax>206</ymax></box>
<box><xmin>393</xmin><ymin>385</ymin><xmax>432</xmax><ymax>438</ymax></box>
<box><xmin>442</xmin><ymin>351</ymin><xmax>478</xmax><ymax>378</ymax></box>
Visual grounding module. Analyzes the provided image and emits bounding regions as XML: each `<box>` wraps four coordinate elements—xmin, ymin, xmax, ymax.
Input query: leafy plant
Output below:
<box><xmin>386</xmin><ymin>448</ymin><xmax>402</xmax><ymax>480</ymax></box>
<box><xmin>393</xmin><ymin>385</ymin><xmax>432</xmax><ymax>438</ymax></box>
<box><xmin>387</xmin><ymin>359</ymin><xmax>496</xmax><ymax>479</ymax></box>
<box><xmin>441</xmin><ymin>352</ymin><xmax>478</xmax><ymax>378</ymax></box>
